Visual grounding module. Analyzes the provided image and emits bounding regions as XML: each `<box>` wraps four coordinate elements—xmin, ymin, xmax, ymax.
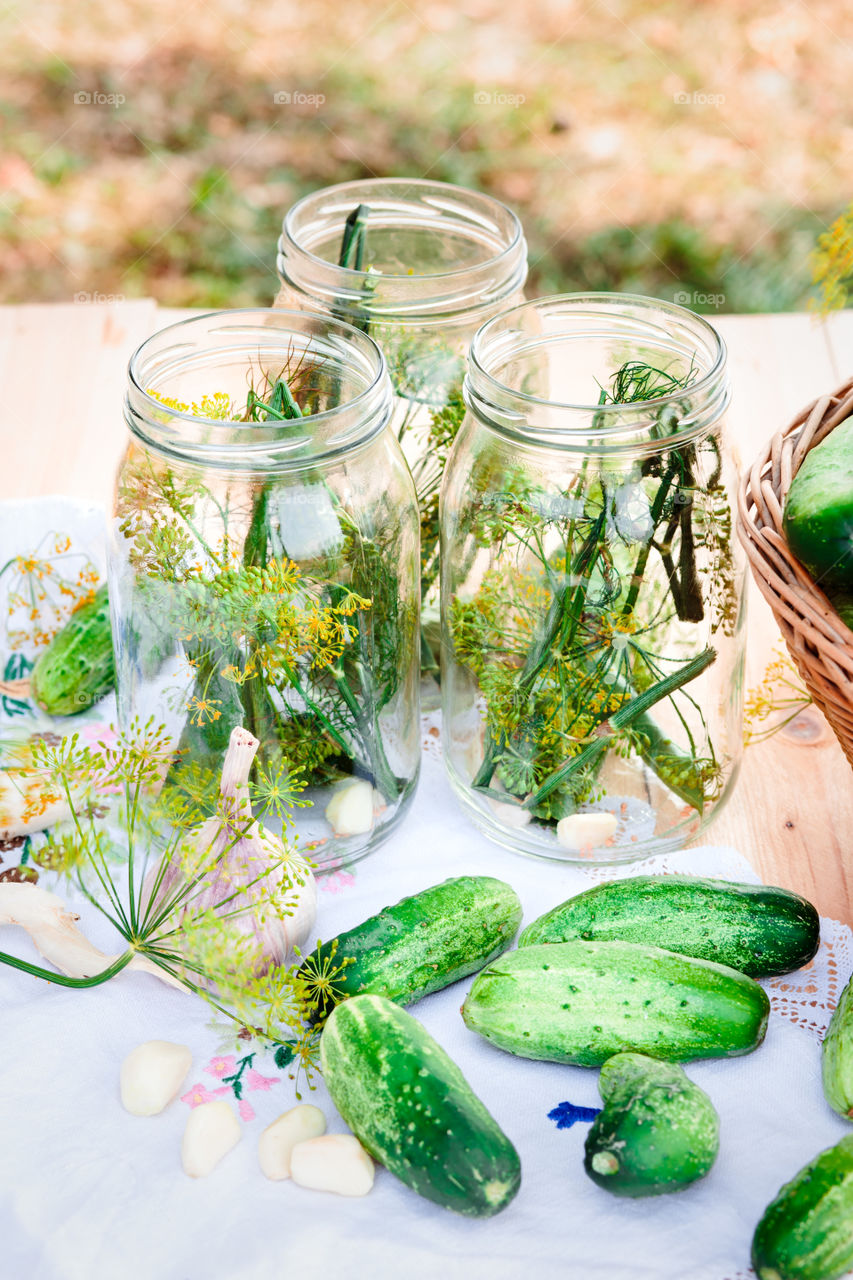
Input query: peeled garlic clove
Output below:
<box><xmin>259</xmin><ymin>1104</ymin><xmax>326</xmax><ymax>1180</ymax></box>
<box><xmin>120</xmin><ymin>1040</ymin><xmax>192</xmax><ymax>1116</ymax></box>
<box><xmin>556</xmin><ymin>812</ymin><xmax>618</xmax><ymax>852</ymax></box>
<box><xmin>181</xmin><ymin>1100</ymin><xmax>241</xmax><ymax>1177</ymax></box>
<box><xmin>325</xmin><ymin>780</ymin><xmax>374</xmax><ymax>837</ymax></box>
<box><xmin>290</xmin><ymin>1133</ymin><xmax>375</xmax><ymax>1197</ymax></box>
<box><xmin>487</xmin><ymin>795</ymin><xmax>532</xmax><ymax>829</ymax></box>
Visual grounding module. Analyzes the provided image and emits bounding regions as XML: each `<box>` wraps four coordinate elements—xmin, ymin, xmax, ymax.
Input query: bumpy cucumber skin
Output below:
<box><xmin>783</xmin><ymin>417</ymin><xmax>853</xmax><ymax>591</ymax></box>
<box><xmin>584</xmin><ymin>1052</ymin><xmax>719</xmax><ymax>1197</ymax></box>
<box><xmin>822</xmin><ymin>972</ymin><xmax>853</xmax><ymax>1120</ymax></box>
<box><xmin>518</xmin><ymin>875</ymin><xmax>820</xmax><ymax>979</ymax></box>
<box><xmin>462</xmin><ymin>939</ymin><xmax>770</xmax><ymax>1066</ymax></box>
<box><xmin>752</xmin><ymin>1135</ymin><xmax>853</xmax><ymax>1280</ymax></box>
<box><xmin>302</xmin><ymin>875</ymin><xmax>523</xmax><ymax>1018</ymax></box>
<box><xmin>30</xmin><ymin>585</ymin><xmax>114</xmax><ymax>715</ymax></box>
<box><xmin>320</xmin><ymin>994</ymin><xmax>521</xmax><ymax>1218</ymax></box>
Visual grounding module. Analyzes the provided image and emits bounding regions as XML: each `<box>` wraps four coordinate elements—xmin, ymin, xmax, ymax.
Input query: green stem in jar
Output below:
<box><xmin>339</xmin><ymin>204</ymin><xmax>371</xmax><ymax>271</ymax></box>
<box><xmin>518</xmin><ymin>645</ymin><xmax>717</xmax><ymax>812</ymax></box>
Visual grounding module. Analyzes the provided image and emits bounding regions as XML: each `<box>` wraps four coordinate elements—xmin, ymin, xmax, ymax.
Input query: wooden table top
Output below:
<box><xmin>1</xmin><ymin>301</ymin><xmax>851</xmax><ymax>924</ymax></box>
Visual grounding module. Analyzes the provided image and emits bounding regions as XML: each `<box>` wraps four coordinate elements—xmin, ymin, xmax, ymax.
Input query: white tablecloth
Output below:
<box><xmin>2</xmin><ymin>499</ymin><xmax>851</xmax><ymax>1280</ymax></box>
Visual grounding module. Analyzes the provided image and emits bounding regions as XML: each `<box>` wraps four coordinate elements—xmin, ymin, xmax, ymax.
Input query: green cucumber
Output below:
<box><xmin>784</xmin><ymin>417</ymin><xmax>853</xmax><ymax>592</ymax></box>
<box><xmin>301</xmin><ymin>875</ymin><xmax>522</xmax><ymax>1019</ymax></box>
<box><xmin>30</xmin><ymin>584</ymin><xmax>114</xmax><ymax>715</ymax></box>
<box><xmin>320</xmin><ymin>993</ymin><xmax>521</xmax><ymax>1217</ymax></box>
<box><xmin>461</xmin><ymin>939</ymin><xmax>769</xmax><ymax>1066</ymax></box>
<box><xmin>584</xmin><ymin>1052</ymin><xmax>719</xmax><ymax>1197</ymax></box>
<box><xmin>822</xmin><ymin>971</ymin><xmax>853</xmax><ymax>1120</ymax></box>
<box><xmin>752</xmin><ymin>1135</ymin><xmax>853</xmax><ymax>1280</ymax></box>
<box><xmin>519</xmin><ymin>874</ymin><xmax>820</xmax><ymax>978</ymax></box>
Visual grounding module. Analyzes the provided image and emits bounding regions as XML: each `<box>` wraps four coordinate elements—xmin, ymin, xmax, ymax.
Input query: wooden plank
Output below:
<box><xmin>703</xmin><ymin>314</ymin><xmax>852</xmax><ymax>924</ymax></box>
<box><xmin>0</xmin><ymin>300</ymin><xmax>158</xmax><ymax>509</ymax></box>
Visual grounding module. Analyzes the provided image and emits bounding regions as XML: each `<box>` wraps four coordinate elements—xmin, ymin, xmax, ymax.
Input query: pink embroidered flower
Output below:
<box><xmin>244</xmin><ymin>1068</ymin><xmax>279</xmax><ymax>1093</ymax></box>
<box><xmin>205</xmin><ymin>1054</ymin><xmax>237</xmax><ymax>1079</ymax></box>
<box><xmin>238</xmin><ymin>1099</ymin><xmax>255</xmax><ymax>1122</ymax></box>
<box><xmin>321</xmin><ymin>870</ymin><xmax>356</xmax><ymax>894</ymax></box>
<box><xmin>79</xmin><ymin>723</ymin><xmax>117</xmax><ymax>746</ymax></box>
<box><xmin>181</xmin><ymin>1082</ymin><xmax>221</xmax><ymax>1108</ymax></box>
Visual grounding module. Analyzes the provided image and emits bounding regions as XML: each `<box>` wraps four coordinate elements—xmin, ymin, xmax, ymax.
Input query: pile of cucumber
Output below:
<box><xmin>308</xmin><ymin>872</ymin><xmax>853</xmax><ymax>1280</ymax></box>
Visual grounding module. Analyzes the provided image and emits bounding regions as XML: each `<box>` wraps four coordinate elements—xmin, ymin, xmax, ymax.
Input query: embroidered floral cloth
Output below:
<box><xmin>1</xmin><ymin>499</ymin><xmax>851</xmax><ymax>1280</ymax></box>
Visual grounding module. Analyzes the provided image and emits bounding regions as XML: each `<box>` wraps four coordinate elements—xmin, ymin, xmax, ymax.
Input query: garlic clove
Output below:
<box><xmin>487</xmin><ymin>795</ymin><xmax>533</xmax><ymax>829</ymax></box>
<box><xmin>181</xmin><ymin>1100</ymin><xmax>241</xmax><ymax>1177</ymax></box>
<box><xmin>290</xmin><ymin>1133</ymin><xmax>375</xmax><ymax>1197</ymax></box>
<box><xmin>258</xmin><ymin>1104</ymin><xmax>326</xmax><ymax>1180</ymax></box>
<box><xmin>556</xmin><ymin>811</ymin><xmax>618</xmax><ymax>852</ymax></box>
<box><xmin>325</xmin><ymin>779</ymin><xmax>375</xmax><ymax>837</ymax></box>
<box><xmin>120</xmin><ymin>1040</ymin><xmax>192</xmax><ymax>1116</ymax></box>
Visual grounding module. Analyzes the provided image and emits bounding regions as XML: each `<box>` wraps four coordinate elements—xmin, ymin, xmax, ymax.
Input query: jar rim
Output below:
<box><xmin>125</xmin><ymin>308</ymin><xmax>393</xmax><ymax>468</ymax></box>
<box><xmin>278</xmin><ymin>178</ymin><xmax>527</xmax><ymax>317</ymax></box>
<box><xmin>466</xmin><ymin>293</ymin><xmax>729</xmax><ymax>450</ymax></box>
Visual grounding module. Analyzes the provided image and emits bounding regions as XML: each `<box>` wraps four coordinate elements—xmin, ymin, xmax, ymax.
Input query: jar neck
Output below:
<box><xmin>124</xmin><ymin>309</ymin><xmax>393</xmax><ymax>472</ymax></box>
<box><xmin>465</xmin><ymin>293</ymin><xmax>729</xmax><ymax>456</ymax></box>
<box><xmin>277</xmin><ymin>179</ymin><xmax>527</xmax><ymax>323</ymax></box>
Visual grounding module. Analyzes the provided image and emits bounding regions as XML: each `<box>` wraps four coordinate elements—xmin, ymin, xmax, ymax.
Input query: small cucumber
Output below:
<box><xmin>783</xmin><ymin>416</ymin><xmax>853</xmax><ymax>591</ymax></box>
<box><xmin>584</xmin><ymin>1052</ymin><xmax>719</xmax><ymax>1197</ymax></box>
<box><xmin>752</xmin><ymin>1135</ymin><xmax>853</xmax><ymax>1280</ymax></box>
<box><xmin>320</xmin><ymin>993</ymin><xmax>521</xmax><ymax>1217</ymax></box>
<box><xmin>461</xmin><ymin>939</ymin><xmax>770</xmax><ymax>1066</ymax></box>
<box><xmin>822</xmin><ymin>971</ymin><xmax>853</xmax><ymax>1120</ymax></box>
<box><xmin>301</xmin><ymin>875</ymin><xmax>522</xmax><ymax>1019</ymax></box>
<box><xmin>30</xmin><ymin>585</ymin><xmax>114</xmax><ymax>715</ymax></box>
<box><xmin>519</xmin><ymin>874</ymin><xmax>820</xmax><ymax>979</ymax></box>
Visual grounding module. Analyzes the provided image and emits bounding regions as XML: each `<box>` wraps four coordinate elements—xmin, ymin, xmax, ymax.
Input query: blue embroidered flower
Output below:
<box><xmin>548</xmin><ymin>1100</ymin><xmax>601</xmax><ymax>1130</ymax></box>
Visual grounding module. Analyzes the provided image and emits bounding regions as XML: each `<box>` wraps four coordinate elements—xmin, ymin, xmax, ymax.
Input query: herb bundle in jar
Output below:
<box><xmin>440</xmin><ymin>294</ymin><xmax>745</xmax><ymax>863</ymax></box>
<box><xmin>275</xmin><ymin>179</ymin><xmax>528</xmax><ymax>696</ymax></box>
<box><xmin>111</xmin><ymin>309</ymin><xmax>420</xmax><ymax>866</ymax></box>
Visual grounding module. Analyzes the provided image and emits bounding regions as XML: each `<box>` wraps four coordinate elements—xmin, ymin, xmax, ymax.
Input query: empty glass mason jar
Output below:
<box><xmin>440</xmin><ymin>294</ymin><xmax>745</xmax><ymax>863</ymax></box>
<box><xmin>110</xmin><ymin>309</ymin><xmax>420</xmax><ymax>866</ymax></box>
<box><xmin>275</xmin><ymin>178</ymin><xmax>528</xmax><ymax>694</ymax></box>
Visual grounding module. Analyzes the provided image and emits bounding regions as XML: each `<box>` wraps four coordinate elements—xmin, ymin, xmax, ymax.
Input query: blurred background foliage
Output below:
<box><xmin>0</xmin><ymin>0</ymin><xmax>849</xmax><ymax>312</ymax></box>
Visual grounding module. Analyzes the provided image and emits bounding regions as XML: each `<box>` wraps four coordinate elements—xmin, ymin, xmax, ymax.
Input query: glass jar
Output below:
<box><xmin>440</xmin><ymin>294</ymin><xmax>745</xmax><ymax>864</ymax></box>
<box><xmin>275</xmin><ymin>179</ymin><xmax>528</xmax><ymax>694</ymax></box>
<box><xmin>110</xmin><ymin>309</ymin><xmax>420</xmax><ymax>867</ymax></box>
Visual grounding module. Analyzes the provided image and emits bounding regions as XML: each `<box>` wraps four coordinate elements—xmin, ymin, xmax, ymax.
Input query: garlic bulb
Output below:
<box><xmin>146</xmin><ymin>727</ymin><xmax>317</xmax><ymax>970</ymax></box>
<box><xmin>0</xmin><ymin>766</ymin><xmax>69</xmax><ymax>839</ymax></box>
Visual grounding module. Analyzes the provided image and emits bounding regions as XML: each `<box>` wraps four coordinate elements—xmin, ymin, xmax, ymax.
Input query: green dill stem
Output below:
<box><xmin>621</xmin><ymin>456</ymin><xmax>681</xmax><ymax>618</ymax></box>
<box><xmin>0</xmin><ymin>948</ymin><xmax>135</xmax><ymax>988</ymax></box>
<box><xmin>521</xmin><ymin>645</ymin><xmax>716</xmax><ymax>810</ymax></box>
<box><xmin>471</xmin><ymin>512</ymin><xmax>606</xmax><ymax>791</ymax></box>
<box><xmin>339</xmin><ymin>204</ymin><xmax>370</xmax><ymax>271</ymax></box>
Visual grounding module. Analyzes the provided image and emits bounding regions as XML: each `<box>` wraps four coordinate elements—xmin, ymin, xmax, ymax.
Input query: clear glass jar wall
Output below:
<box><xmin>275</xmin><ymin>178</ymin><xmax>528</xmax><ymax>689</ymax></box>
<box><xmin>440</xmin><ymin>294</ymin><xmax>746</xmax><ymax>864</ymax></box>
<box><xmin>110</xmin><ymin>310</ymin><xmax>421</xmax><ymax>866</ymax></box>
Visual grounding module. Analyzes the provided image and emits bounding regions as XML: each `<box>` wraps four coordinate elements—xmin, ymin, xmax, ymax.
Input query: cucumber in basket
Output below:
<box><xmin>461</xmin><ymin>939</ymin><xmax>769</xmax><ymax>1066</ymax></box>
<box><xmin>752</xmin><ymin>1134</ymin><xmax>853</xmax><ymax>1280</ymax></box>
<box><xmin>300</xmin><ymin>875</ymin><xmax>522</xmax><ymax>1020</ymax></box>
<box><xmin>584</xmin><ymin>1052</ymin><xmax>719</xmax><ymax>1197</ymax></box>
<box><xmin>320</xmin><ymin>993</ymin><xmax>521</xmax><ymax>1217</ymax></box>
<box><xmin>30</xmin><ymin>584</ymin><xmax>114</xmax><ymax>715</ymax></box>
<box><xmin>783</xmin><ymin>416</ymin><xmax>853</xmax><ymax>592</ymax></box>
<box><xmin>518</xmin><ymin>875</ymin><xmax>820</xmax><ymax>978</ymax></box>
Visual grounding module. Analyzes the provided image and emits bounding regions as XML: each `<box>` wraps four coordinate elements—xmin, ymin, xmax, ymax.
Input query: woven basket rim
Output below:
<box><xmin>737</xmin><ymin>376</ymin><xmax>853</xmax><ymax>731</ymax></box>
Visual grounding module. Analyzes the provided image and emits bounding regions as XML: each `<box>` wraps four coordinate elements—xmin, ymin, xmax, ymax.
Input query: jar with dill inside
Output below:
<box><xmin>440</xmin><ymin>294</ymin><xmax>745</xmax><ymax>863</ymax></box>
<box><xmin>111</xmin><ymin>310</ymin><xmax>420</xmax><ymax>866</ymax></box>
<box><xmin>274</xmin><ymin>179</ymin><xmax>528</xmax><ymax>699</ymax></box>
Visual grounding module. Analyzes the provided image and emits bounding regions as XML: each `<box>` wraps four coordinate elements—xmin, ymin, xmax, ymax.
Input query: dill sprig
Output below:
<box><xmin>452</xmin><ymin>355</ymin><xmax>734</xmax><ymax>832</ymax></box>
<box><xmin>0</xmin><ymin>721</ymin><xmax>337</xmax><ymax>1081</ymax></box>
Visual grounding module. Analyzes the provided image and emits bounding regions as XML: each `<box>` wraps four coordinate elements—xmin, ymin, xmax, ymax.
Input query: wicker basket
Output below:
<box><xmin>737</xmin><ymin>376</ymin><xmax>853</xmax><ymax>766</ymax></box>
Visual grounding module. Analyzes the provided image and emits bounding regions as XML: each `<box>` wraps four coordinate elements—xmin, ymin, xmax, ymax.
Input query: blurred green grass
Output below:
<box><xmin>0</xmin><ymin>0</ymin><xmax>847</xmax><ymax>312</ymax></box>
